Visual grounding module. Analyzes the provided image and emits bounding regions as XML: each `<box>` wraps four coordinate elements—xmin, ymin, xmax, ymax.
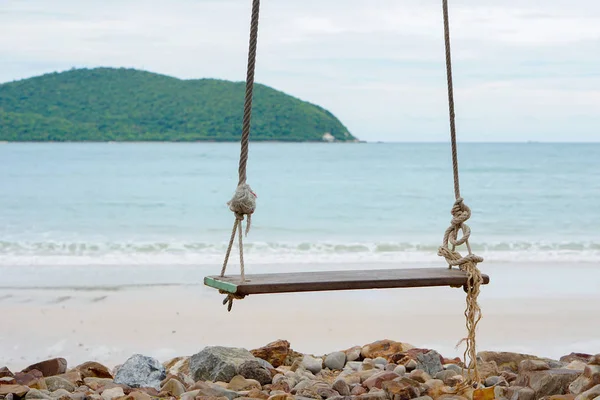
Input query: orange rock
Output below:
<box><xmin>381</xmin><ymin>379</ymin><xmax>420</xmax><ymax>400</ymax></box>
<box><xmin>363</xmin><ymin>371</ymin><xmax>401</xmax><ymax>389</ymax></box>
<box><xmin>0</xmin><ymin>384</ymin><xmax>30</xmax><ymax>397</ymax></box>
<box><xmin>0</xmin><ymin>376</ymin><xmax>16</xmax><ymax>386</ymax></box>
<box><xmin>251</xmin><ymin>340</ymin><xmax>292</xmax><ymax>368</ymax></box>
<box><xmin>361</xmin><ymin>340</ymin><xmax>415</xmax><ymax>361</ymax></box>
<box><xmin>246</xmin><ymin>388</ymin><xmax>269</xmax><ymax>399</ymax></box>
<box><xmin>72</xmin><ymin>361</ymin><xmax>113</xmax><ymax>379</ymax></box>
<box><xmin>473</xmin><ymin>387</ymin><xmax>496</xmax><ymax>400</ymax></box>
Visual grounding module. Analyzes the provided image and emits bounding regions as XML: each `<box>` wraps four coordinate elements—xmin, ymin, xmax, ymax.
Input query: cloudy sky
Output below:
<box><xmin>1</xmin><ymin>0</ymin><xmax>599</xmax><ymax>142</ymax></box>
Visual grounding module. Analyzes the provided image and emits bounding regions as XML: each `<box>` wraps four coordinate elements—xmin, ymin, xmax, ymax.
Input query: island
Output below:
<box><xmin>0</xmin><ymin>67</ymin><xmax>357</xmax><ymax>142</ymax></box>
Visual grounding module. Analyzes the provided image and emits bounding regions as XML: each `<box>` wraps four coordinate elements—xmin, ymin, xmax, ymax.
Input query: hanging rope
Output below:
<box><xmin>219</xmin><ymin>0</ymin><xmax>261</xmax><ymax>312</ymax></box>
<box><xmin>437</xmin><ymin>0</ymin><xmax>484</xmax><ymax>387</ymax></box>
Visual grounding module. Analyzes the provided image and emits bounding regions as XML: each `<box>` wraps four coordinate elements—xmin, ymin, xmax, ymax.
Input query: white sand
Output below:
<box><xmin>1</xmin><ymin>262</ymin><xmax>599</xmax><ymax>371</ymax></box>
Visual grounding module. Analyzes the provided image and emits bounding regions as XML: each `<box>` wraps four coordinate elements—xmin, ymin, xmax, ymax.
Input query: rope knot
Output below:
<box><xmin>227</xmin><ymin>183</ymin><xmax>257</xmax><ymax>235</ymax></box>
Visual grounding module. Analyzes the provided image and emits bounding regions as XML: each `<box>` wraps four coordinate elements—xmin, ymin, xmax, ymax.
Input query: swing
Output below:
<box><xmin>205</xmin><ymin>0</ymin><xmax>488</xmax><ymax>383</ymax></box>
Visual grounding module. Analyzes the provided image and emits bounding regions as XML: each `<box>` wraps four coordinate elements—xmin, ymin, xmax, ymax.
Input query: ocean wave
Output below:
<box><xmin>1</xmin><ymin>239</ymin><xmax>600</xmax><ymax>265</ymax></box>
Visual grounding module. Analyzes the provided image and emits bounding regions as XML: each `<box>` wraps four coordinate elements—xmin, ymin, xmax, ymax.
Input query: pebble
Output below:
<box><xmin>300</xmin><ymin>355</ymin><xmax>322</xmax><ymax>375</ymax></box>
<box><xmin>394</xmin><ymin>365</ymin><xmax>407</xmax><ymax>376</ymax></box>
<box><xmin>324</xmin><ymin>352</ymin><xmax>346</xmax><ymax>371</ymax></box>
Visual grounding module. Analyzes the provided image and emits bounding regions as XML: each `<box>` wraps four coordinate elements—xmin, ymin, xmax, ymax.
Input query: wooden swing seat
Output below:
<box><xmin>204</xmin><ymin>267</ymin><xmax>490</xmax><ymax>296</ymax></box>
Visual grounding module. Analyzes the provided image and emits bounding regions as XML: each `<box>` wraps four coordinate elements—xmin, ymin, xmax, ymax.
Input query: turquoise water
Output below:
<box><xmin>1</xmin><ymin>142</ymin><xmax>600</xmax><ymax>274</ymax></box>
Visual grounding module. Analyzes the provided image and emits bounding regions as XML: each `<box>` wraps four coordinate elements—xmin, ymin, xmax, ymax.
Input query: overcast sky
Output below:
<box><xmin>1</xmin><ymin>0</ymin><xmax>599</xmax><ymax>142</ymax></box>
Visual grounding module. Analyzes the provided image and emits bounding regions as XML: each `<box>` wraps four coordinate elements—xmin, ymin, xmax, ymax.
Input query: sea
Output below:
<box><xmin>1</xmin><ymin>142</ymin><xmax>600</xmax><ymax>290</ymax></box>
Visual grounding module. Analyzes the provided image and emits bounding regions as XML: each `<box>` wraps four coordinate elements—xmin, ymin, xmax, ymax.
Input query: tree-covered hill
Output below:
<box><xmin>0</xmin><ymin>67</ymin><xmax>356</xmax><ymax>142</ymax></box>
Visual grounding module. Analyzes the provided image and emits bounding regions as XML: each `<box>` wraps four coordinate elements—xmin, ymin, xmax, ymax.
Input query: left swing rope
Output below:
<box><xmin>219</xmin><ymin>0</ymin><xmax>261</xmax><ymax>312</ymax></box>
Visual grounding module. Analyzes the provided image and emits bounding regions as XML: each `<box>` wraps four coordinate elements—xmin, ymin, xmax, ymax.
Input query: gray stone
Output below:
<box><xmin>24</xmin><ymin>389</ymin><xmax>51</xmax><ymax>400</ymax></box>
<box><xmin>113</xmin><ymin>354</ymin><xmax>166</xmax><ymax>390</ymax></box>
<box><xmin>406</xmin><ymin>359</ymin><xmax>418</xmax><ymax>371</ymax></box>
<box><xmin>100</xmin><ymin>387</ymin><xmax>125</xmax><ymax>400</ymax></box>
<box><xmin>301</xmin><ymin>355</ymin><xmax>323</xmax><ymax>375</ymax></box>
<box><xmin>325</xmin><ymin>352</ymin><xmax>347</xmax><ymax>370</ymax></box>
<box><xmin>444</xmin><ymin>364</ymin><xmax>463</xmax><ymax>373</ymax></box>
<box><xmin>189</xmin><ymin>346</ymin><xmax>255</xmax><ymax>383</ymax></box>
<box><xmin>485</xmin><ymin>375</ymin><xmax>506</xmax><ymax>387</ymax></box>
<box><xmin>49</xmin><ymin>389</ymin><xmax>71</xmax><ymax>399</ymax></box>
<box><xmin>416</xmin><ymin>351</ymin><xmax>443</xmax><ymax>376</ymax></box>
<box><xmin>373</xmin><ymin>357</ymin><xmax>387</xmax><ymax>366</ymax></box>
<box><xmin>237</xmin><ymin>360</ymin><xmax>272</xmax><ymax>385</ymax></box>
<box><xmin>45</xmin><ymin>377</ymin><xmax>76</xmax><ymax>393</ymax></box>
<box><xmin>434</xmin><ymin>370</ymin><xmax>458</xmax><ymax>385</ymax></box>
<box><xmin>393</xmin><ymin>365</ymin><xmax>406</xmax><ymax>376</ymax></box>
<box><xmin>346</xmin><ymin>347</ymin><xmax>362</xmax><ymax>362</ymax></box>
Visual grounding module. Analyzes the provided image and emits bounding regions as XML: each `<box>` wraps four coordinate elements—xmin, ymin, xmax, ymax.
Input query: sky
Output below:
<box><xmin>1</xmin><ymin>0</ymin><xmax>599</xmax><ymax>142</ymax></box>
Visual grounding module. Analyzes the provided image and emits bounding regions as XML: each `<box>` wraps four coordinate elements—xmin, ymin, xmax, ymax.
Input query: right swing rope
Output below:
<box><xmin>437</xmin><ymin>0</ymin><xmax>485</xmax><ymax>387</ymax></box>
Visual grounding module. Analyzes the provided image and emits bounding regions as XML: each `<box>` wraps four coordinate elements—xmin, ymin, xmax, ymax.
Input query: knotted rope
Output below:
<box><xmin>219</xmin><ymin>0</ymin><xmax>261</xmax><ymax>312</ymax></box>
<box><xmin>438</xmin><ymin>0</ymin><xmax>484</xmax><ymax>387</ymax></box>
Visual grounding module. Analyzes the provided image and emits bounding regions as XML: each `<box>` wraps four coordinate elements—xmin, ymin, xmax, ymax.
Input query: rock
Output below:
<box><xmin>520</xmin><ymin>360</ymin><xmax>551</xmax><ymax>373</ymax></box>
<box><xmin>53</xmin><ymin>372</ymin><xmax>83</xmax><ymax>386</ymax></box>
<box><xmin>566</xmin><ymin>361</ymin><xmax>588</xmax><ymax>372</ymax></box>
<box><xmin>0</xmin><ymin>368</ymin><xmax>13</xmax><ymax>379</ymax></box>
<box><xmin>484</xmin><ymin>376</ymin><xmax>506</xmax><ymax>387</ymax></box>
<box><xmin>363</xmin><ymin>371</ymin><xmax>400</xmax><ymax>390</ymax></box>
<box><xmin>325</xmin><ymin>352</ymin><xmax>347</xmax><ymax>370</ymax></box>
<box><xmin>14</xmin><ymin>370</ymin><xmax>47</xmax><ymax>390</ymax></box>
<box><xmin>435</xmin><ymin>370</ymin><xmax>457</xmax><ymax>385</ymax></box>
<box><xmin>560</xmin><ymin>354</ymin><xmax>593</xmax><ymax>364</ymax></box>
<box><xmin>82</xmin><ymin>377</ymin><xmax>114</xmax><ymax>391</ymax></box>
<box><xmin>574</xmin><ymin>384</ymin><xmax>600</xmax><ymax>400</ymax></box>
<box><xmin>409</xmin><ymin>370</ymin><xmax>432</xmax><ymax>383</ymax></box>
<box><xmin>22</xmin><ymin>359</ymin><xmax>67</xmax><ymax>378</ymax></box>
<box><xmin>589</xmin><ymin>355</ymin><xmax>600</xmax><ymax>366</ymax></box>
<box><xmin>478</xmin><ymin>361</ymin><xmax>500</xmax><ymax>380</ymax></box>
<box><xmin>351</xmin><ymin>385</ymin><xmax>368</xmax><ymax>395</ymax></box>
<box><xmin>473</xmin><ymin>387</ymin><xmax>495</xmax><ymax>400</ymax></box>
<box><xmin>346</xmin><ymin>347</ymin><xmax>362</xmax><ymax>362</ymax></box>
<box><xmin>72</xmin><ymin>362</ymin><xmax>113</xmax><ymax>379</ymax></box>
<box><xmin>569</xmin><ymin>366</ymin><xmax>600</xmax><ymax>394</ymax></box>
<box><xmin>24</xmin><ymin>389</ymin><xmax>51</xmax><ymax>399</ymax></box>
<box><xmin>237</xmin><ymin>360</ymin><xmax>272</xmax><ymax>385</ymax></box>
<box><xmin>381</xmin><ymin>379</ymin><xmax>420</xmax><ymax>400</ymax></box>
<box><xmin>423</xmin><ymin>378</ymin><xmax>445</xmax><ymax>398</ymax></box>
<box><xmin>361</xmin><ymin>340</ymin><xmax>415</xmax><ymax>361</ymax></box>
<box><xmin>227</xmin><ymin>375</ymin><xmax>260</xmax><ymax>391</ymax></box>
<box><xmin>416</xmin><ymin>351</ymin><xmax>443</xmax><ymax>376</ymax></box>
<box><xmin>268</xmin><ymin>395</ymin><xmax>294</xmax><ymax>400</ymax></box>
<box><xmin>190</xmin><ymin>346</ymin><xmax>256</xmax><ymax>382</ymax></box>
<box><xmin>44</xmin><ymin>376</ymin><xmax>76</xmax><ymax>392</ymax></box>
<box><xmin>101</xmin><ymin>387</ymin><xmax>125</xmax><ymax>400</ymax></box>
<box><xmin>301</xmin><ymin>355</ymin><xmax>322</xmax><ymax>375</ymax></box>
<box><xmin>332</xmin><ymin>379</ymin><xmax>350</xmax><ymax>396</ymax></box>
<box><xmin>161</xmin><ymin>378</ymin><xmax>186</xmax><ymax>396</ymax></box>
<box><xmin>49</xmin><ymin>388</ymin><xmax>72</xmax><ymax>400</ymax></box>
<box><xmin>444</xmin><ymin>364</ymin><xmax>462</xmax><ymax>374</ymax></box>
<box><xmin>189</xmin><ymin>380</ymin><xmax>242</xmax><ymax>400</ymax></box>
<box><xmin>517</xmin><ymin>369</ymin><xmax>580</xmax><ymax>398</ymax></box>
<box><xmin>477</xmin><ymin>352</ymin><xmax>541</xmax><ymax>373</ymax></box>
<box><xmin>0</xmin><ymin>377</ymin><xmax>16</xmax><ymax>386</ymax></box>
<box><xmin>373</xmin><ymin>357</ymin><xmax>388</xmax><ymax>367</ymax></box>
<box><xmin>126</xmin><ymin>391</ymin><xmax>153</xmax><ymax>400</ymax></box>
<box><xmin>394</xmin><ymin>365</ymin><xmax>407</xmax><ymax>376</ymax></box>
<box><xmin>507</xmin><ymin>387</ymin><xmax>535</xmax><ymax>400</ymax></box>
<box><xmin>113</xmin><ymin>354</ymin><xmax>166</xmax><ymax>390</ymax></box>
<box><xmin>406</xmin><ymin>360</ymin><xmax>418</xmax><ymax>372</ymax></box>
<box><xmin>247</xmin><ymin>388</ymin><xmax>270</xmax><ymax>399</ymax></box>
<box><xmin>0</xmin><ymin>385</ymin><xmax>30</xmax><ymax>397</ymax></box>
<box><xmin>251</xmin><ymin>340</ymin><xmax>292</xmax><ymax>368</ymax></box>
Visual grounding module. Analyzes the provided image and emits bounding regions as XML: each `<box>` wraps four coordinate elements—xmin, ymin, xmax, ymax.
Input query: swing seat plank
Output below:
<box><xmin>205</xmin><ymin>267</ymin><xmax>490</xmax><ymax>296</ymax></box>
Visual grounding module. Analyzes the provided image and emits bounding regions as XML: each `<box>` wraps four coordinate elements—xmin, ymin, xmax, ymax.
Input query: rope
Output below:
<box><xmin>219</xmin><ymin>0</ymin><xmax>261</xmax><ymax>312</ymax></box>
<box><xmin>438</xmin><ymin>0</ymin><xmax>484</xmax><ymax>387</ymax></box>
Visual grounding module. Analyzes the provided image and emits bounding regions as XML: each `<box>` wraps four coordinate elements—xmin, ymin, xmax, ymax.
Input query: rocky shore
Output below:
<box><xmin>1</xmin><ymin>339</ymin><xmax>599</xmax><ymax>400</ymax></box>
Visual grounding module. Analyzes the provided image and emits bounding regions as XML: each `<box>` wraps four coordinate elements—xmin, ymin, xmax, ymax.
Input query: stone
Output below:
<box><xmin>444</xmin><ymin>364</ymin><xmax>462</xmax><ymax>374</ymax></box>
<box><xmin>24</xmin><ymin>389</ymin><xmax>51</xmax><ymax>399</ymax></box>
<box><xmin>373</xmin><ymin>358</ymin><xmax>388</xmax><ymax>367</ymax></box>
<box><xmin>268</xmin><ymin>395</ymin><xmax>294</xmax><ymax>400</ymax></box>
<box><xmin>590</xmin><ymin>355</ymin><xmax>600</xmax><ymax>366</ymax></box>
<box><xmin>44</xmin><ymin>376</ymin><xmax>75</xmax><ymax>392</ymax></box>
<box><xmin>126</xmin><ymin>392</ymin><xmax>153</xmax><ymax>400</ymax></box>
<box><xmin>0</xmin><ymin>385</ymin><xmax>29</xmax><ymax>397</ymax></box>
<box><xmin>361</xmin><ymin>340</ymin><xmax>415</xmax><ymax>361</ymax></box>
<box><xmin>53</xmin><ymin>372</ymin><xmax>83</xmax><ymax>386</ymax></box>
<box><xmin>434</xmin><ymin>371</ymin><xmax>457</xmax><ymax>385</ymax></box>
<box><xmin>190</xmin><ymin>346</ymin><xmax>256</xmax><ymax>382</ymax></box>
<box><xmin>569</xmin><ymin>366</ymin><xmax>600</xmax><ymax>394</ymax></box>
<box><xmin>560</xmin><ymin>354</ymin><xmax>593</xmax><ymax>364</ymax></box>
<box><xmin>517</xmin><ymin>369</ymin><xmax>580</xmax><ymax>398</ymax></box>
<box><xmin>0</xmin><ymin>368</ymin><xmax>13</xmax><ymax>379</ymax></box>
<box><xmin>237</xmin><ymin>360</ymin><xmax>272</xmax><ymax>385</ymax></box>
<box><xmin>477</xmin><ymin>352</ymin><xmax>541</xmax><ymax>373</ymax></box>
<box><xmin>188</xmin><ymin>381</ymin><xmax>240</xmax><ymax>400</ymax></box>
<box><xmin>346</xmin><ymin>347</ymin><xmax>362</xmax><ymax>362</ymax></box>
<box><xmin>227</xmin><ymin>375</ymin><xmax>260</xmax><ymax>391</ymax></box>
<box><xmin>422</xmin><ymin>378</ymin><xmax>445</xmax><ymax>398</ymax></box>
<box><xmin>394</xmin><ymin>365</ymin><xmax>407</xmax><ymax>376</ymax></box>
<box><xmin>161</xmin><ymin>378</ymin><xmax>186</xmax><ymax>396</ymax></box>
<box><xmin>332</xmin><ymin>379</ymin><xmax>350</xmax><ymax>396</ymax></box>
<box><xmin>381</xmin><ymin>379</ymin><xmax>420</xmax><ymax>400</ymax></box>
<box><xmin>325</xmin><ymin>352</ymin><xmax>346</xmax><ymax>370</ymax></box>
<box><xmin>72</xmin><ymin>362</ymin><xmax>113</xmax><ymax>379</ymax></box>
<box><xmin>416</xmin><ymin>351</ymin><xmax>443</xmax><ymax>377</ymax></box>
<box><xmin>574</xmin><ymin>384</ymin><xmax>600</xmax><ymax>400</ymax></box>
<box><xmin>82</xmin><ymin>377</ymin><xmax>114</xmax><ymax>391</ymax></box>
<box><xmin>478</xmin><ymin>361</ymin><xmax>501</xmax><ymax>380</ymax></box>
<box><xmin>301</xmin><ymin>355</ymin><xmax>322</xmax><ymax>375</ymax></box>
<box><xmin>567</xmin><ymin>361</ymin><xmax>588</xmax><ymax>372</ymax></box>
<box><xmin>101</xmin><ymin>387</ymin><xmax>125</xmax><ymax>400</ymax></box>
<box><xmin>508</xmin><ymin>387</ymin><xmax>535</xmax><ymax>400</ymax></box>
<box><xmin>406</xmin><ymin>360</ymin><xmax>418</xmax><ymax>372</ymax></box>
<box><xmin>363</xmin><ymin>371</ymin><xmax>400</xmax><ymax>390</ymax></box>
<box><xmin>473</xmin><ymin>387</ymin><xmax>495</xmax><ymax>400</ymax></box>
<box><xmin>0</xmin><ymin>377</ymin><xmax>16</xmax><ymax>386</ymax></box>
<box><xmin>447</xmin><ymin>375</ymin><xmax>465</xmax><ymax>387</ymax></box>
<box><xmin>484</xmin><ymin>376</ymin><xmax>506</xmax><ymax>387</ymax></box>
<box><xmin>49</xmin><ymin>388</ymin><xmax>71</xmax><ymax>400</ymax></box>
<box><xmin>251</xmin><ymin>340</ymin><xmax>292</xmax><ymax>368</ymax></box>
<box><xmin>351</xmin><ymin>385</ymin><xmax>368</xmax><ymax>395</ymax></box>
<box><xmin>14</xmin><ymin>370</ymin><xmax>45</xmax><ymax>387</ymax></box>
<box><xmin>247</xmin><ymin>388</ymin><xmax>270</xmax><ymax>399</ymax></box>
<box><xmin>520</xmin><ymin>360</ymin><xmax>551</xmax><ymax>373</ymax></box>
<box><xmin>113</xmin><ymin>354</ymin><xmax>166</xmax><ymax>390</ymax></box>
<box><xmin>409</xmin><ymin>370</ymin><xmax>432</xmax><ymax>384</ymax></box>
<box><xmin>22</xmin><ymin>359</ymin><xmax>67</xmax><ymax>378</ymax></box>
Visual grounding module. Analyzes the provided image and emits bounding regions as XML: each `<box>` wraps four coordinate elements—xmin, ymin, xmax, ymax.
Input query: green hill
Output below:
<box><xmin>0</xmin><ymin>67</ymin><xmax>356</xmax><ymax>142</ymax></box>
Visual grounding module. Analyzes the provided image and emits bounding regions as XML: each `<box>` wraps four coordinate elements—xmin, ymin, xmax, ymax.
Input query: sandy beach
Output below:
<box><xmin>2</xmin><ymin>262</ymin><xmax>599</xmax><ymax>372</ymax></box>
